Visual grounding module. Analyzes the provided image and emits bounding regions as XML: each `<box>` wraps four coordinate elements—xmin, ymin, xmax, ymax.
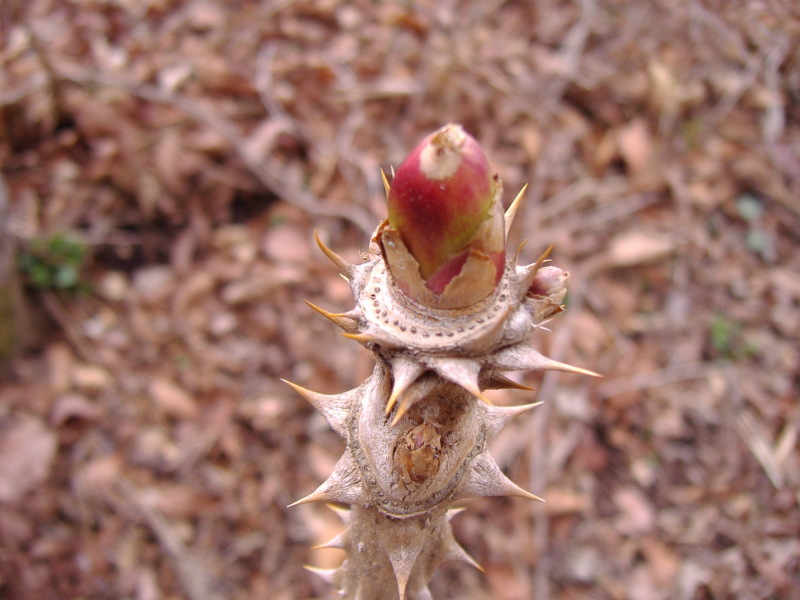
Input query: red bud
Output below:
<box><xmin>382</xmin><ymin>124</ymin><xmax>505</xmax><ymax>309</ymax></box>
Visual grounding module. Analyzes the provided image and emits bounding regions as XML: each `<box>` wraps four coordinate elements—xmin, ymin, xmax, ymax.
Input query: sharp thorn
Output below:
<box><xmin>391</xmin><ymin>393</ymin><xmax>418</xmax><ymax>426</ymax></box>
<box><xmin>312</xmin><ymin>531</ymin><xmax>346</xmax><ymax>550</ymax></box>
<box><xmin>455</xmin><ymin>452</ymin><xmax>545</xmax><ymax>502</ymax></box>
<box><xmin>287</xmin><ymin>493</ymin><xmax>319</xmax><ymax>508</ymax></box>
<box><xmin>504</xmin><ymin>183</ymin><xmax>528</xmax><ymax>239</ymax></box>
<box><xmin>535</xmin><ymin>243</ymin><xmax>554</xmax><ymax>266</ymax></box>
<box><xmin>384</xmin><ymin>537</ymin><xmax>424</xmax><ymax>600</ymax></box>
<box><xmin>513</xmin><ymin>244</ymin><xmax>554</xmax><ymax>301</ymax></box>
<box><xmin>390</xmin><ymin>374</ymin><xmax>440</xmax><ymax>426</ymax></box>
<box><xmin>385</xmin><ymin>358</ymin><xmax>425</xmax><ymax>415</ymax></box>
<box><xmin>289</xmin><ymin>454</ymin><xmax>364</xmax><ymax>507</ymax></box>
<box><xmin>443</xmin><ymin>538</ymin><xmax>484</xmax><ymax>572</ymax></box>
<box><xmin>484</xmin><ymin>373</ymin><xmax>536</xmax><ymax>391</ymax></box>
<box><xmin>489</xmin><ymin>344</ymin><xmax>601</xmax><ymax>378</ymax></box>
<box><xmin>343</xmin><ymin>332</ymin><xmax>378</xmax><ymax>344</ymax></box>
<box><xmin>447</xmin><ymin>507</ymin><xmax>467</xmax><ymax>520</ymax></box>
<box><xmin>305</xmin><ymin>300</ymin><xmax>360</xmax><ymax>333</ymax></box>
<box><xmin>390</xmin><ymin>406</ymin><xmax>406</xmax><ymax>427</ymax></box>
<box><xmin>483</xmin><ymin>402</ymin><xmax>542</xmax><ymax>439</ymax></box>
<box><xmin>432</xmin><ymin>358</ymin><xmax>492</xmax><ymax>404</ymax></box>
<box><xmin>315</xmin><ymin>230</ymin><xmax>355</xmax><ymax>276</ymax></box>
<box><xmin>520</xmin><ymin>243</ymin><xmax>554</xmax><ymax>282</ymax></box>
<box><xmin>390</xmin><ymin>393</ymin><xmax>419</xmax><ymax>426</ymax></box>
<box><xmin>326</xmin><ymin>503</ymin><xmax>351</xmax><ymax>524</ymax></box>
<box><xmin>342</xmin><ymin>329</ymin><xmax>401</xmax><ymax>348</ymax></box>
<box><xmin>381</xmin><ymin>168</ymin><xmax>391</xmax><ymax>198</ymax></box>
<box><xmin>555</xmin><ymin>362</ymin><xmax>602</xmax><ymax>378</ymax></box>
<box><xmin>390</xmin><ymin>392</ymin><xmax>417</xmax><ymax>426</ymax></box>
<box><xmin>464</xmin><ymin>382</ymin><xmax>493</xmax><ymax>405</ymax></box>
<box><xmin>512</xmin><ymin>239</ymin><xmax>529</xmax><ymax>265</ymax></box>
<box><xmin>281</xmin><ymin>379</ymin><xmax>352</xmax><ymax>436</ymax></box>
<box><xmin>385</xmin><ymin>393</ymin><xmax>399</xmax><ymax>416</ymax></box>
<box><xmin>304</xmin><ymin>565</ymin><xmax>338</xmax><ymax>584</ymax></box>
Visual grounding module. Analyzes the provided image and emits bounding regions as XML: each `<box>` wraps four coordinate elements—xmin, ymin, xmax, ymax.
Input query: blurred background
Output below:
<box><xmin>1</xmin><ymin>1</ymin><xmax>798</xmax><ymax>599</ymax></box>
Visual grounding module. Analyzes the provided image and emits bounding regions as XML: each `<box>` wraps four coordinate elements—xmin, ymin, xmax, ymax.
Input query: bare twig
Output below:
<box><xmin>533</xmin><ymin>176</ymin><xmax>630</xmax><ymax>225</ymax></box>
<box><xmin>537</xmin><ymin>0</ymin><xmax>597</xmax><ymax>116</ymax></box>
<box><xmin>118</xmin><ymin>478</ymin><xmax>224</xmax><ymax>600</ymax></box>
<box><xmin>548</xmin><ymin>188</ymin><xmax>661</xmax><ymax>247</ymax></box>
<box><xmin>254</xmin><ymin>43</ymin><xmax>294</xmax><ymax>125</ymax></box>
<box><xmin>732</xmin><ymin>411</ymin><xmax>785</xmax><ymax>490</ymax></box>
<box><xmin>40</xmin><ymin>291</ymin><xmax>99</xmax><ymax>363</ymax></box>
<box><xmin>594</xmin><ymin>361</ymin><xmax>720</xmax><ymax>399</ymax></box>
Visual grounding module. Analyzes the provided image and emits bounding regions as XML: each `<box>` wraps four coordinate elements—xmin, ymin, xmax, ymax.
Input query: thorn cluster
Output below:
<box><xmin>286</xmin><ymin>125</ymin><xmax>598</xmax><ymax>600</ymax></box>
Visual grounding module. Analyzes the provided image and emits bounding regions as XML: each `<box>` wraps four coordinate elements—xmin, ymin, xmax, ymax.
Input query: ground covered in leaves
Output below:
<box><xmin>1</xmin><ymin>1</ymin><xmax>799</xmax><ymax>599</ymax></box>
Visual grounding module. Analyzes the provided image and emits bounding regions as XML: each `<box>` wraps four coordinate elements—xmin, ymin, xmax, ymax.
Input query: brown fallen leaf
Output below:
<box><xmin>50</xmin><ymin>392</ymin><xmax>103</xmax><ymax>426</ymax></box>
<box><xmin>0</xmin><ymin>416</ymin><xmax>57</xmax><ymax>503</ymax></box>
<box><xmin>262</xmin><ymin>223</ymin><xmax>314</xmax><ymax>265</ymax></box>
<box><xmin>613</xmin><ymin>486</ymin><xmax>655</xmax><ymax>534</ymax></box>
<box><xmin>544</xmin><ymin>486</ymin><xmax>591</xmax><ymax>516</ymax></box>
<box><xmin>641</xmin><ymin>536</ymin><xmax>681</xmax><ymax>587</ymax></box>
<box><xmin>72</xmin><ymin>364</ymin><xmax>113</xmax><ymax>391</ymax></box>
<box><xmin>607</xmin><ymin>231</ymin><xmax>675</xmax><ymax>268</ymax></box>
<box><xmin>140</xmin><ymin>482</ymin><xmax>217</xmax><ymax>519</ymax></box>
<box><xmin>149</xmin><ymin>377</ymin><xmax>198</xmax><ymax>419</ymax></box>
<box><xmin>73</xmin><ymin>454</ymin><xmax>122</xmax><ymax>501</ymax></box>
<box><xmin>617</xmin><ymin>118</ymin><xmax>653</xmax><ymax>177</ymax></box>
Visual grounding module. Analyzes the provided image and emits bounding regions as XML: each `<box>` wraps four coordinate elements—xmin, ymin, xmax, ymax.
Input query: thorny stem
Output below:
<box><xmin>287</xmin><ymin>125</ymin><xmax>598</xmax><ymax>599</ymax></box>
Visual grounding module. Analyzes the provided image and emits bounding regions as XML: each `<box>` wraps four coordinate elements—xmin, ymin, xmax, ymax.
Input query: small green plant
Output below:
<box><xmin>709</xmin><ymin>313</ymin><xmax>757</xmax><ymax>360</ymax></box>
<box><xmin>18</xmin><ymin>233</ymin><xmax>89</xmax><ymax>292</ymax></box>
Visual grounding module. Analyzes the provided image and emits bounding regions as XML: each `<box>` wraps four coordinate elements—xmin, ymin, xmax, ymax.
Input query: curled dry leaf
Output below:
<box><xmin>607</xmin><ymin>231</ymin><xmax>675</xmax><ymax>268</ymax></box>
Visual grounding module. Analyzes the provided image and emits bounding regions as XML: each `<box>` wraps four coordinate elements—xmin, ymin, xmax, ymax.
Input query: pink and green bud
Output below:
<box><xmin>527</xmin><ymin>266</ymin><xmax>568</xmax><ymax>300</ymax></box>
<box><xmin>526</xmin><ymin>265</ymin><xmax>569</xmax><ymax>322</ymax></box>
<box><xmin>379</xmin><ymin>124</ymin><xmax>506</xmax><ymax>309</ymax></box>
